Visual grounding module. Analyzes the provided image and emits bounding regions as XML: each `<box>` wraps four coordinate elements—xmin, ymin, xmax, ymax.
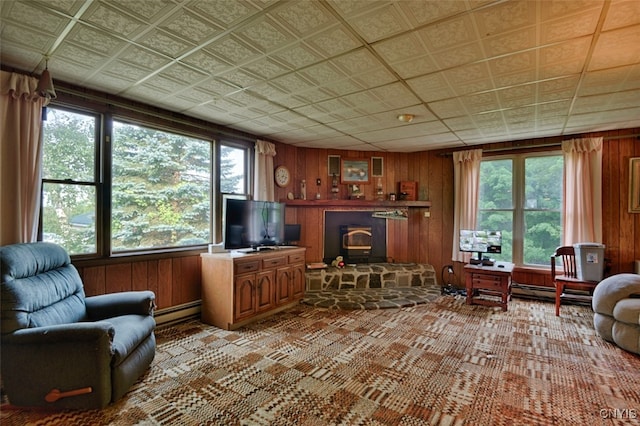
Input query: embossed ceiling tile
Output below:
<box><xmin>315</xmin><ymin>98</ymin><xmax>356</xmax><ymax>114</ymax></box>
<box><xmin>418</xmin><ymin>14</ymin><xmax>477</xmax><ymax>51</ymax></box>
<box><xmin>89</xmin><ymin>71</ymin><xmax>137</xmax><ymax>92</ymax></box>
<box><xmin>271</xmin><ymin>43</ymin><xmax>324</xmax><ymax>69</ymax></box>
<box><xmin>443</xmin><ymin>62</ymin><xmax>491</xmax><ymax>85</ymax></box>
<box><xmin>115</xmin><ymin>45</ymin><xmax>170</xmax><ymax>72</ymax></box>
<box><xmin>123</xmin><ymin>83</ymin><xmax>172</xmax><ymax>103</ymax></box>
<box><xmin>188</xmin><ymin>0</ymin><xmax>261</xmax><ymax>28</ymax></box>
<box><xmin>475</xmin><ymin>0</ymin><xmax>536</xmax><ymax>36</ymax></box>
<box><xmin>496</xmin><ymin>85</ymin><xmax>537</xmax><ymax>108</ymax></box>
<box><xmin>397</xmin><ymin>0</ymin><xmax>468</xmax><ymax>27</ymax></box>
<box><xmin>204</xmin><ymin>35</ymin><xmax>261</xmax><ymax>65</ymax></box>
<box><xmin>327</xmin><ymin>0</ymin><xmax>387</xmax><ymax>17</ymax></box>
<box><xmin>197</xmin><ymin>78</ymin><xmax>242</xmax><ymax>97</ymax></box>
<box><xmin>103</xmin><ymin>60</ymin><xmax>151</xmax><ymax>82</ymax></box>
<box><xmin>428</xmin><ymin>98</ymin><xmax>467</xmax><ymax>118</ymax></box>
<box><xmin>430</xmin><ymin>42</ymin><xmax>484</xmax><ymax>69</ymax></box>
<box><xmin>391</xmin><ymin>55</ymin><xmax>440</xmax><ymax>79</ymax></box>
<box><xmin>159</xmin><ymin>63</ymin><xmax>208</xmax><ymax>85</ymax></box>
<box><xmin>306</xmin><ymin>26</ymin><xmax>362</xmax><ymax>57</ymax></box>
<box><xmin>492</xmin><ymin>69</ymin><xmax>537</xmax><ymax>89</ymax></box>
<box><xmin>3</xmin><ymin>1</ymin><xmax>70</xmax><ymax>35</ymax></box>
<box><xmin>503</xmin><ymin>105</ymin><xmax>535</xmax><ymax>120</ymax></box>
<box><xmin>540</xmin><ymin>0</ymin><xmax>604</xmax><ymax>22</ymax></box>
<box><xmin>159</xmin><ymin>9</ymin><xmax>223</xmax><ymax>43</ymax></box>
<box><xmin>580</xmin><ymin>65</ymin><xmax>640</xmax><ymax>96</ymax></box>
<box><xmin>589</xmin><ymin>25</ymin><xmax>640</xmax><ymax>70</ymax></box>
<box><xmin>539</xmin><ymin>61</ymin><xmax>584</xmax><ymax>80</ymax></box>
<box><xmin>462</xmin><ymin>92</ymin><xmax>501</xmax><ymax>114</ymax></box>
<box><xmin>606</xmin><ymin>89</ymin><xmax>640</xmax><ymax>109</ymax></box>
<box><xmin>181</xmin><ymin>50</ymin><xmax>232</xmax><ymax>75</ymax></box>
<box><xmin>602</xmin><ymin>0</ymin><xmax>640</xmax><ymax>30</ymax></box>
<box><xmin>321</xmin><ymin>78</ymin><xmax>365</xmax><ymax>97</ymax></box>
<box><xmin>540</xmin><ymin>10</ymin><xmax>600</xmax><ymax>43</ymax></box>
<box><xmin>332</xmin><ymin>49</ymin><xmax>385</xmax><ymax>75</ymax></box>
<box><xmin>351</xmin><ymin>68</ymin><xmax>397</xmax><ymax>89</ymax></box>
<box><xmin>66</xmin><ymin>24</ymin><xmax>127</xmax><ymax>56</ymax></box>
<box><xmin>0</xmin><ymin>23</ymin><xmax>58</xmax><ymax>53</ymax></box>
<box><xmin>144</xmin><ymin>74</ymin><xmax>193</xmax><ymax>95</ymax></box>
<box><xmin>374</xmin><ymin>33</ymin><xmax>428</xmax><ymax>64</ymax></box>
<box><xmin>537</xmin><ymin>76</ymin><xmax>580</xmax><ymax>95</ymax></box>
<box><xmin>271</xmin><ymin>1</ymin><xmax>333</xmax><ymax>36</ymax></box>
<box><xmin>537</xmin><ymin>100</ymin><xmax>572</xmax><ymax>116</ymax></box>
<box><xmin>138</xmin><ymin>29</ymin><xmax>194</xmax><ymax>58</ymax></box>
<box><xmin>299</xmin><ymin>62</ymin><xmax>348</xmax><ymax>86</ymax></box>
<box><xmin>482</xmin><ymin>26</ymin><xmax>537</xmax><ymax>57</ymax></box>
<box><xmin>454</xmin><ymin>128</ymin><xmax>484</xmax><ymax>140</ymax></box>
<box><xmin>293</xmin><ymin>88</ymin><xmax>334</xmax><ymax>105</ymax></box>
<box><xmin>488</xmin><ymin>50</ymin><xmax>536</xmax><ymax>76</ymax></box>
<box><xmin>349</xmin><ymin>3</ymin><xmax>410</xmax><ymax>43</ymax></box>
<box><xmin>236</xmin><ymin>17</ymin><xmax>295</xmax><ymax>53</ymax></box>
<box><xmin>156</xmin><ymin>96</ymin><xmax>201</xmax><ymax>112</ymax></box>
<box><xmin>55</xmin><ymin>42</ymin><xmax>110</xmax><ymax>69</ymax></box>
<box><xmin>218</xmin><ymin>69</ymin><xmax>262</xmax><ymax>89</ymax></box>
<box><xmin>241</xmin><ymin>57</ymin><xmax>291</xmax><ymax>79</ymax></box>
<box><xmin>83</xmin><ymin>2</ymin><xmax>145</xmax><ymax>38</ymax></box>
<box><xmin>108</xmin><ymin>0</ymin><xmax>175</xmax><ymax>21</ymax></box>
<box><xmin>247</xmin><ymin>82</ymin><xmax>289</xmax><ymax>101</ymax></box>
<box><xmin>0</xmin><ymin>43</ymin><xmax>43</xmax><ymax>71</ymax></box>
<box><xmin>45</xmin><ymin>57</ymin><xmax>95</xmax><ymax>82</ymax></box>
<box><xmin>444</xmin><ymin>116</ymin><xmax>478</xmax><ymax>131</ymax></box>
<box><xmin>540</xmin><ymin>37</ymin><xmax>591</xmax><ymax>67</ymax></box>
<box><xmin>270</xmin><ymin>73</ymin><xmax>317</xmax><ymax>95</ymax></box>
<box><xmin>176</xmin><ymin>86</ymin><xmax>218</xmax><ymax>104</ymax></box>
<box><xmin>406</xmin><ymin>73</ymin><xmax>453</xmax><ymax>102</ymax></box>
<box><xmin>370</xmin><ymin>82</ymin><xmax>420</xmax><ymax>104</ymax></box>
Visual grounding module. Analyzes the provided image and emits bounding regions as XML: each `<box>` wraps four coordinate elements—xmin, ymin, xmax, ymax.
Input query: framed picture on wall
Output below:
<box><xmin>341</xmin><ymin>159</ymin><xmax>370</xmax><ymax>184</ymax></box>
<box><xmin>630</xmin><ymin>157</ymin><xmax>640</xmax><ymax>213</ymax></box>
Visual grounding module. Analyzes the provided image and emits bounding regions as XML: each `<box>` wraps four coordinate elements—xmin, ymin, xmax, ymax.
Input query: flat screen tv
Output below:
<box><xmin>224</xmin><ymin>199</ymin><xmax>285</xmax><ymax>250</ymax></box>
<box><xmin>459</xmin><ymin>230</ymin><xmax>502</xmax><ymax>265</ymax></box>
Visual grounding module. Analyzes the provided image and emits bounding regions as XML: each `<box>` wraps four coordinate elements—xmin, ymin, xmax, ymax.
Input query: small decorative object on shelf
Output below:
<box><xmin>301</xmin><ymin>179</ymin><xmax>306</xmax><ymax>200</ymax></box>
<box><xmin>349</xmin><ymin>184</ymin><xmax>363</xmax><ymax>199</ymax></box>
<box><xmin>376</xmin><ymin>177</ymin><xmax>384</xmax><ymax>201</ymax></box>
<box><xmin>331</xmin><ymin>173</ymin><xmax>339</xmax><ymax>199</ymax></box>
<box><xmin>315</xmin><ymin>178</ymin><xmax>321</xmax><ymax>199</ymax></box>
<box><xmin>398</xmin><ymin>181</ymin><xmax>417</xmax><ymax>201</ymax></box>
<box><xmin>389</xmin><ymin>193</ymin><xmax>396</xmax><ymax>201</ymax></box>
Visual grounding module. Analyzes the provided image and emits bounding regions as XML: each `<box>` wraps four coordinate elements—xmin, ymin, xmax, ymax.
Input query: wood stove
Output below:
<box><xmin>340</xmin><ymin>225</ymin><xmax>372</xmax><ymax>263</ymax></box>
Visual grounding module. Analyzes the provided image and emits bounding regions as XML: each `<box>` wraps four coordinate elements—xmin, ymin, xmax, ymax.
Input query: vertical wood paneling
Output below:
<box><xmin>106</xmin><ymin>263</ymin><xmax>132</xmax><ymax>293</ymax></box>
<box><xmin>81</xmin><ymin>266</ymin><xmax>105</xmax><ymax>297</ymax></box>
<box><xmin>132</xmin><ymin>261</ymin><xmax>148</xmax><ymax>292</ymax></box>
<box><xmin>157</xmin><ymin>258</ymin><xmax>173</xmax><ymax>309</ymax></box>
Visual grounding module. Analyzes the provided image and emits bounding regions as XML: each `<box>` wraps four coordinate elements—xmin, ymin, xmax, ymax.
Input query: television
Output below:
<box><xmin>459</xmin><ymin>230</ymin><xmax>502</xmax><ymax>265</ymax></box>
<box><xmin>223</xmin><ymin>199</ymin><xmax>286</xmax><ymax>250</ymax></box>
<box><xmin>283</xmin><ymin>224</ymin><xmax>301</xmax><ymax>245</ymax></box>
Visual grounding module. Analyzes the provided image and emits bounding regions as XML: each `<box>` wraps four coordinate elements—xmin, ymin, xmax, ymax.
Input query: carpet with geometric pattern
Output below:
<box><xmin>2</xmin><ymin>296</ymin><xmax>639</xmax><ymax>425</ymax></box>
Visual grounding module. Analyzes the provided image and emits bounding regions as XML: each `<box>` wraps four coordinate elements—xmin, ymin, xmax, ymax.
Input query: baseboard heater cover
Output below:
<box><xmin>154</xmin><ymin>300</ymin><xmax>201</xmax><ymax>326</ymax></box>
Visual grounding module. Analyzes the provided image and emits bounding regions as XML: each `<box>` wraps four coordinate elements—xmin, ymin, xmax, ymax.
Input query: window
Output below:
<box><xmin>111</xmin><ymin>121</ymin><xmax>212</xmax><ymax>252</ymax></box>
<box><xmin>478</xmin><ymin>153</ymin><xmax>563</xmax><ymax>266</ymax></box>
<box><xmin>41</xmin><ymin>107</ymin><xmax>99</xmax><ymax>256</ymax></box>
<box><xmin>218</xmin><ymin>143</ymin><xmax>251</xmax><ymax>243</ymax></box>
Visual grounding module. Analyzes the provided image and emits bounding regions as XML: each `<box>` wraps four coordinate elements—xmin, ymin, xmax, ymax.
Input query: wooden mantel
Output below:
<box><xmin>282</xmin><ymin>199</ymin><xmax>431</xmax><ymax>208</ymax></box>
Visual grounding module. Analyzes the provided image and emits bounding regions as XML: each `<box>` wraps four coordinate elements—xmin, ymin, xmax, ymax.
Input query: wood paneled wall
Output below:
<box><xmin>73</xmin><ymin>128</ymin><xmax>639</xmax><ymax>309</ymax></box>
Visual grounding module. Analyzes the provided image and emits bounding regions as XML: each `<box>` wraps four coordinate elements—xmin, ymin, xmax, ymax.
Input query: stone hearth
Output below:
<box><xmin>305</xmin><ymin>263</ymin><xmax>436</xmax><ymax>291</ymax></box>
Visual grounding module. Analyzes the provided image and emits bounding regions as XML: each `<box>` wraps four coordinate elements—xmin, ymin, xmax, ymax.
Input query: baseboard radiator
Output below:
<box><xmin>154</xmin><ymin>300</ymin><xmax>201</xmax><ymax>326</ymax></box>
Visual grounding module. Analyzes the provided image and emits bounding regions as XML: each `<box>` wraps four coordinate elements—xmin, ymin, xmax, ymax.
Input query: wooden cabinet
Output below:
<box><xmin>464</xmin><ymin>263</ymin><xmax>514</xmax><ymax>311</ymax></box>
<box><xmin>201</xmin><ymin>247</ymin><xmax>306</xmax><ymax>330</ymax></box>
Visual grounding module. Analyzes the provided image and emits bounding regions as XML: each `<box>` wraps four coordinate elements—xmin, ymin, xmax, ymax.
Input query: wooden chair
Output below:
<box><xmin>551</xmin><ymin>246</ymin><xmax>600</xmax><ymax>316</ymax></box>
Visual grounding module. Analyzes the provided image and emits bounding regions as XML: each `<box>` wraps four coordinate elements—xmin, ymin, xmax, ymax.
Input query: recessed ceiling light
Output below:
<box><xmin>397</xmin><ymin>114</ymin><xmax>414</xmax><ymax>123</ymax></box>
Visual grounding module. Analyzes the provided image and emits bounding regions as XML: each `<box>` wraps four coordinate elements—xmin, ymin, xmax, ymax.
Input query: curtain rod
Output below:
<box><xmin>440</xmin><ymin>133</ymin><xmax>640</xmax><ymax>157</ymax></box>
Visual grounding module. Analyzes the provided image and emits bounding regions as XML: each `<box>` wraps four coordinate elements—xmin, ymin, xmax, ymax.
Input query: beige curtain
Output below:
<box><xmin>562</xmin><ymin>137</ymin><xmax>603</xmax><ymax>245</ymax></box>
<box><xmin>1</xmin><ymin>71</ymin><xmax>48</xmax><ymax>245</ymax></box>
<box><xmin>254</xmin><ymin>139</ymin><xmax>276</xmax><ymax>201</ymax></box>
<box><xmin>452</xmin><ymin>149</ymin><xmax>483</xmax><ymax>262</ymax></box>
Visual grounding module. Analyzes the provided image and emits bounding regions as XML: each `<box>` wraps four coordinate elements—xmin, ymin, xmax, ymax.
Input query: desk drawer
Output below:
<box><xmin>288</xmin><ymin>253</ymin><xmax>305</xmax><ymax>263</ymax></box>
<box><xmin>472</xmin><ymin>274</ymin><xmax>503</xmax><ymax>290</ymax></box>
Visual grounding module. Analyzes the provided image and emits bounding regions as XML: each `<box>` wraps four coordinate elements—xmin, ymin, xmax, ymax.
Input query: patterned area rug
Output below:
<box><xmin>2</xmin><ymin>296</ymin><xmax>639</xmax><ymax>425</ymax></box>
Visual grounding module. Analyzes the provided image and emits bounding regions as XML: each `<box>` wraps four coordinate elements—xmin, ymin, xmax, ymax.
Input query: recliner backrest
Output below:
<box><xmin>1</xmin><ymin>242</ymin><xmax>87</xmax><ymax>334</ymax></box>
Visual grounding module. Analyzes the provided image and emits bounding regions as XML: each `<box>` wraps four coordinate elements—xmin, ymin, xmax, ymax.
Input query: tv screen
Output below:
<box><xmin>224</xmin><ymin>199</ymin><xmax>285</xmax><ymax>250</ymax></box>
<box><xmin>284</xmin><ymin>224</ymin><xmax>301</xmax><ymax>244</ymax></box>
<box><xmin>459</xmin><ymin>230</ymin><xmax>502</xmax><ymax>258</ymax></box>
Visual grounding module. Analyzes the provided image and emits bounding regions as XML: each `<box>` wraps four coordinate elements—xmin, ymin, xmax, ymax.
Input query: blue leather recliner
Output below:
<box><xmin>1</xmin><ymin>242</ymin><xmax>156</xmax><ymax>409</ymax></box>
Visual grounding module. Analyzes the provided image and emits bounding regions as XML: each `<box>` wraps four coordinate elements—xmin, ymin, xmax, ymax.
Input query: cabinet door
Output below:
<box><xmin>275</xmin><ymin>267</ymin><xmax>291</xmax><ymax>305</ymax></box>
<box><xmin>255</xmin><ymin>270</ymin><xmax>275</xmax><ymax>313</ymax></box>
<box><xmin>290</xmin><ymin>263</ymin><xmax>305</xmax><ymax>299</ymax></box>
<box><xmin>234</xmin><ymin>274</ymin><xmax>255</xmax><ymax>321</ymax></box>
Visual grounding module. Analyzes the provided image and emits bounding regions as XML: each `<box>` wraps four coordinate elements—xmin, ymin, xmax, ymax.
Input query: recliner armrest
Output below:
<box><xmin>85</xmin><ymin>290</ymin><xmax>156</xmax><ymax>321</ymax></box>
<box><xmin>3</xmin><ymin>322</ymin><xmax>115</xmax><ymax>344</ymax></box>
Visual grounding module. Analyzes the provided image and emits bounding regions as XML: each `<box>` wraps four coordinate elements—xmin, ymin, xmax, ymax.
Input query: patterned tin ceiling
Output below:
<box><xmin>1</xmin><ymin>0</ymin><xmax>639</xmax><ymax>152</ymax></box>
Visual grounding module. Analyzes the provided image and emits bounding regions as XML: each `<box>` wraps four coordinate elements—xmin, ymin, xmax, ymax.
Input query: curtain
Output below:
<box><xmin>452</xmin><ymin>149</ymin><xmax>483</xmax><ymax>262</ymax></box>
<box><xmin>0</xmin><ymin>71</ymin><xmax>48</xmax><ymax>245</ymax></box>
<box><xmin>562</xmin><ymin>137</ymin><xmax>603</xmax><ymax>245</ymax></box>
<box><xmin>254</xmin><ymin>139</ymin><xmax>276</xmax><ymax>201</ymax></box>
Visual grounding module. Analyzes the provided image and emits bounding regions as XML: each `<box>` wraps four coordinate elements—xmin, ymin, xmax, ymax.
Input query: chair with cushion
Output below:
<box><xmin>592</xmin><ymin>273</ymin><xmax>640</xmax><ymax>355</ymax></box>
<box><xmin>551</xmin><ymin>246</ymin><xmax>600</xmax><ymax>316</ymax></box>
<box><xmin>1</xmin><ymin>242</ymin><xmax>156</xmax><ymax>409</ymax></box>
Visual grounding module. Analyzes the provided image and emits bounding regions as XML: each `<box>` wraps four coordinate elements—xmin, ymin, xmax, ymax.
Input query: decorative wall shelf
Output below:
<box><xmin>282</xmin><ymin>199</ymin><xmax>431</xmax><ymax>208</ymax></box>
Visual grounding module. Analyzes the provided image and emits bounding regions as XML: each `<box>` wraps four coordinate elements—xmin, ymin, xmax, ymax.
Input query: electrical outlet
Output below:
<box><xmin>424</xmin><ymin>211</ymin><xmax>430</xmax><ymax>218</ymax></box>
<box><xmin>316</xmin><ymin>178</ymin><xmax>321</xmax><ymax>186</ymax></box>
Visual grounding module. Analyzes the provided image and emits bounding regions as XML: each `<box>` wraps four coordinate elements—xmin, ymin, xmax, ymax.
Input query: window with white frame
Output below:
<box><xmin>478</xmin><ymin>153</ymin><xmax>563</xmax><ymax>266</ymax></box>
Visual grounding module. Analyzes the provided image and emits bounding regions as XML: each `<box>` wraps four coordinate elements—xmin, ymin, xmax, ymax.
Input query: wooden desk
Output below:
<box><xmin>464</xmin><ymin>262</ymin><xmax>514</xmax><ymax>311</ymax></box>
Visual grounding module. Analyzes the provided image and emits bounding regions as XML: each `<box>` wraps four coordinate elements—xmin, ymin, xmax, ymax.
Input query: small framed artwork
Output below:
<box><xmin>341</xmin><ymin>158</ymin><xmax>370</xmax><ymax>184</ymax></box>
<box><xmin>630</xmin><ymin>157</ymin><xmax>640</xmax><ymax>213</ymax></box>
